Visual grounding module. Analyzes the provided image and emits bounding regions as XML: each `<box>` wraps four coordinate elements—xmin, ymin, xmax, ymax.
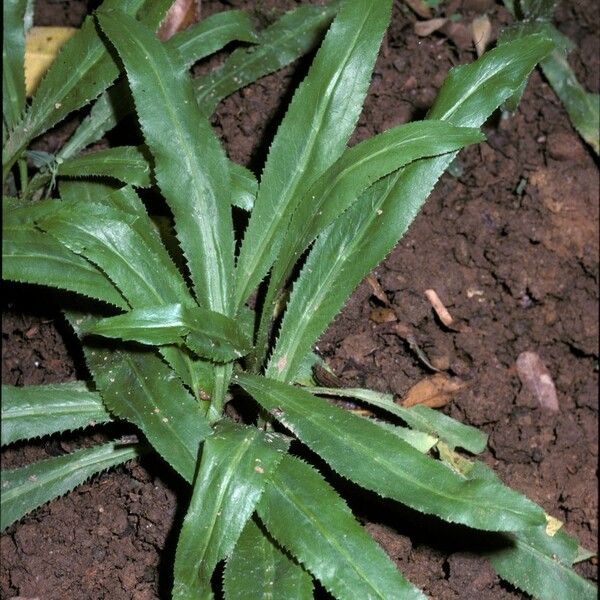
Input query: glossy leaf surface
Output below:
<box><xmin>57</xmin><ymin>145</ymin><xmax>152</xmax><ymax>187</ymax></box>
<box><xmin>303</xmin><ymin>385</ymin><xmax>487</xmax><ymax>453</ymax></box>
<box><xmin>3</xmin><ymin>0</ymin><xmax>28</xmax><ymax>132</ymax></box>
<box><xmin>268</xmin><ymin>34</ymin><xmax>554</xmax><ymax>383</ymax></box>
<box><xmin>3</xmin><ymin>0</ymin><xmax>172</xmax><ymax>179</ymax></box>
<box><xmin>257</xmin><ymin>455</ymin><xmax>425</xmax><ymax>600</ymax></box>
<box><xmin>173</xmin><ymin>422</ymin><xmax>289</xmax><ymax>599</ymax></box>
<box><xmin>88</xmin><ymin>303</ymin><xmax>252</xmax><ymax>362</ymax></box>
<box><xmin>223</xmin><ymin>518</ymin><xmax>313</xmax><ymax>600</ymax></box>
<box><xmin>194</xmin><ymin>3</ymin><xmax>338</xmax><ymax>116</ymax></box>
<box><xmin>167</xmin><ymin>10</ymin><xmax>257</xmax><ymax>68</ymax></box>
<box><xmin>2</xmin><ymin>382</ymin><xmax>111</xmax><ymax>445</ymax></box>
<box><xmin>1</xmin><ymin>442</ymin><xmax>140</xmax><ymax>530</ymax></box>
<box><xmin>239</xmin><ymin>374</ymin><xmax>546</xmax><ymax>532</ymax></box>
<box><xmin>235</xmin><ymin>0</ymin><xmax>392</xmax><ymax>308</ymax></box>
<box><xmin>3</xmin><ymin>221</ymin><xmax>128</xmax><ymax>309</ymax></box>
<box><xmin>97</xmin><ymin>9</ymin><xmax>235</xmax><ymax>315</ymax></box>
<box><xmin>70</xmin><ymin>312</ymin><xmax>210</xmax><ymax>483</ymax></box>
<box><xmin>38</xmin><ymin>201</ymin><xmax>193</xmax><ymax>309</ymax></box>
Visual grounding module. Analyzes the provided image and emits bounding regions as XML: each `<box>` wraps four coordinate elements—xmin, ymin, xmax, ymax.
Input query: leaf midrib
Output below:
<box><xmin>269</xmin><ymin>472</ymin><xmax>387</xmax><ymax>600</ymax></box>
<box><xmin>236</xmin><ymin>5</ymin><xmax>374</xmax><ymax>307</ymax></box>
<box><xmin>123</xmin><ymin>27</ymin><xmax>229</xmax><ymax>313</ymax></box>
<box><xmin>277</xmin><ymin>390</ymin><xmax>534</xmax><ymax>522</ymax></box>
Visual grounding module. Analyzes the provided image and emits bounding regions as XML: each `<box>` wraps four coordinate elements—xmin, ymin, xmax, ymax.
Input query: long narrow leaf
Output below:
<box><xmin>462</xmin><ymin>460</ymin><xmax>597</xmax><ymax>599</ymax></box>
<box><xmin>57</xmin><ymin>145</ymin><xmax>152</xmax><ymax>187</ymax></box>
<box><xmin>257</xmin><ymin>121</ymin><xmax>484</xmax><ymax>361</ymax></box>
<box><xmin>69</xmin><ymin>312</ymin><xmax>210</xmax><ymax>483</ymax></box>
<box><xmin>57</xmin><ymin>10</ymin><xmax>257</xmax><ymax>165</ymax></box>
<box><xmin>3</xmin><ymin>0</ymin><xmax>28</xmax><ymax>132</ymax></box>
<box><xmin>1</xmin><ymin>441</ymin><xmax>140</xmax><ymax>530</ymax></box>
<box><xmin>194</xmin><ymin>3</ymin><xmax>338</xmax><ymax>117</ymax></box>
<box><xmin>38</xmin><ymin>201</ymin><xmax>194</xmax><ymax>309</ymax></box>
<box><xmin>268</xmin><ymin>34</ymin><xmax>554</xmax><ymax>383</ymax></box>
<box><xmin>97</xmin><ymin>9</ymin><xmax>235</xmax><ymax>316</ymax></box>
<box><xmin>234</xmin><ymin>0</ymin><xmax>392</xmax><ymax>309</ymax></box>
<box><xmin>541</xmin><ymin>52</ymin><xmax>599</xmax><ymax>154</ymax></box>
<box><xmin>3</xmin><ymin>223</ymin><xmax>128</xmax><ymax>309</ymax></box>
<box><xmin>223</xmin><ymin>518</ymin><xmax>313</xmax><ymax>600</ymax></box>
<box><xmin>490</xmin><ymin>526</ymin><xmax>598</xmax><ymax>600</ymax></box>
<box><xmin>238</xmin><ymin>374</ymin><xmax>546</xmax><ymax>532</ymax></box>
<box><xmin>303</xmin><ymin>385</ymin><xmax>487</xmax><ymax>453</ymax></box>
<box><xmin>87</xmin><ymin>304</ymin><xmax>252</xmax><ymax>362</ymax></box>
<box><xmin>166</xmin><ymin>10</ymin><xmax>257</xmax><ymax>69</ymax></box>
<box><xmin>173</xmin><ymin>422</ymin><xmax>290</xmax><ymax>599</ymax></box>
<box><xmin>3</xmin><ymin>0</ymin><xmax>172</xmax><ymax>180</ymax></box>
<box><xmin>2</xmin><ymin>382</ymin><xmax>111</xmax><ymax>445</ymax></box>
<box><xmin>257</xmin><ymin>455</ymin><xmax>425</xmax><ymax>600</ymax></box>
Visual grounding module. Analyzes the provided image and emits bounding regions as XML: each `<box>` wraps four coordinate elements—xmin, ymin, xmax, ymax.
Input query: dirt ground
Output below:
<box><xmin>2</xmin><ymin>0</ymin><xmax>598</xmax><ymax>598</ymax></box>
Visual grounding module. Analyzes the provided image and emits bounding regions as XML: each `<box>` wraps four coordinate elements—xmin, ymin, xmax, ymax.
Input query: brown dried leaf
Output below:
<box><xmin>471</xmin><ymin>15</ymin><xmax>492</xmax><ymax>57</ymax></box>
<box><xmin>404</xmin><ymin>0</ymin><xmax>432</xmax><ymax>19</ymax></box>
<box><xmin>414</xmin><ymin>18</ymin><xmax>447</xmax><ymax>37</ymax></box>
<box><xmin>515</xmin><ymin>351</ymin><xmax>559</xmax><ymax>412</ymax></box>
<box><xmin>157</xmin><ymin>0</ymin><xmax>201</xmax><ymax>41</ymax></box>
<box><xmin>370</xmin><ymin>307</ymin><xmax>397</xmax><ymax>324</ymax></box>
<box><xmin>401</xmin><ymin>374</ymin><xmax>466</xmax><ymax>408</ymax></box>
<box><xmin>366</xmin><ymin>274</ymin><xmax>391</xmax><ymax>305</ymax></box>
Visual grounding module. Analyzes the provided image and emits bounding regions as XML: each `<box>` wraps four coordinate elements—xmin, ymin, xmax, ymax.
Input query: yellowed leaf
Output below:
<box><xmin>25</xmin><ymin>26</ymin><xmax>78</xmax><ymax>96</ymax></box>
<box><xmin>401</xmin><ymin>373</ymin><xmax>466</xmax><ymax>408</ymax></box>
<box><xmin>545</xmin><ymin>514</ymin><xmax>563</xmax><ymax>537</ymax></box>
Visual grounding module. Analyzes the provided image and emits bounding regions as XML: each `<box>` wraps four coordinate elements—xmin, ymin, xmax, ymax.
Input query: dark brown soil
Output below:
<box><xmin>2</xmin><ymin>0</ymin><xmax>598</xmax><ymax>598</ymax></box>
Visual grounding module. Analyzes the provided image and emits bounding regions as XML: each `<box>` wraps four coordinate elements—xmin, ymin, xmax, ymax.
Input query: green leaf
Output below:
<box><xmin>58</xmin><ymin>10</ymin><xmax>257</xmax><ymax>167</ymax></box>
<box><xmin>234</xmin><ymin>0</ymin><xmax>392</xmax><ymax>308</ymax></box>
<box><xmin>268</xmin><ymin>34</ymin><xmax>554</xmax><ymax>383</ymax></box>
<box><xmin>278</xmin><ymin>120</ymin><xmax>484</xmax><ymax>275</ymax></box>
<box><xmin>166</xmin><ymin>10</ymin><xmax>257</xmax><ymax>69</ymax></box>
<box><xmin>3</xmin><ymin>221</ymin><xmax>128</xmax><ymax>309</ymax></box>
<box><xmin>38</xmin><ymin>201</ymin><xmax>194</xmax><ymax>309</ymax></box>
<box><xmin>59</xmin><ymin>179</ymin><xmax>121</xmax><ymax>203</ymax></box>
<box><xmin>372</xmin><ymin>420</ymin><xmax>438</xmax><ymax>453</ymax></box>
<box><xmin>3</xmin><ymin>0</ymin><xmax>172</xmax><ymax>181</ymax></box>
<box><xmin>87</xmin><ymin>303</ymin><xmax>252</xmax><ymax>362</ymax></box>
<box><xmin>540</xmin><ymin>50</ymin><xmax>599</xmax><ymax>154</ymax></box>
<box><xmin>490</xmin><ymin>526</ymin><xmax>598</xmax><ymax>600</ymax></box>
<box><xmin>194</xmin><ymin>3</ymin><xmax>338</xmax><ymax>117</ymax></box>
<box><xmin>173</xmin><ymin>421</ymin><xmax>290</xmax><ymax>599</ymax></box>
<box><xmin>57</xmin><ymin>145</ymin><xmax>153</xmax><ymax>187</ymax></box>
<box><xmin>54</xmin><ymin>80</ymin><xmax>132</xmax><ymax>164</ymax></box>
<box><xmin>230</xmin><ymin>162</ymin><xmax>257</xmax><ymax>212</ymax></box>
<box><xmin>223</xmin><ymin>518</ymin><xmax>313</xmax><ymax>600</ymax></box>
<box><xmin>3</xmin><ymin>0</ymin><xmax>28</xmax><ymax>132</ymax></box>
<box><xmin>257</xmin><ymin>455</ymin><xmax>426</xmax><ymax>600</ymax></box>
<box><xmin>238</xmin><ymin>374</ymin><xmax>546</xmax><ymax>532</ymax></box>
<box><xmin>302</xmin><ymin>385</ymin><xmax>487</xmax><ymax>454</ymax></box>
<box><xmin>1</xmin><ymin>441</ymin><xmax>140</xmax><ymax>530</ymax></box>
<box><xmin>255</xmin><ymin>121</ymin><xmax>484</xmax><ymax>363</ymax></box>
<box><xmin>1</xmin><ymin>382</ymin><xmax>111</xmax><ymax>446</ymax></box>
<box><xmin>70</xmin><ymin>312</ymin><xmax>210</xmax><ymax>483</ymax></box>
<box><xmin>97</xmin><ymin>9</ymin><xmax>235</xmax><ymax>316</ymax></box>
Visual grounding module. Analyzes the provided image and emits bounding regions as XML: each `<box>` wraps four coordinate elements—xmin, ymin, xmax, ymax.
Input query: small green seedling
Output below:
<box><xmin>2</xmin><ymin>0</ymin><xmax>596</xmax><ymax>598</ymax></box>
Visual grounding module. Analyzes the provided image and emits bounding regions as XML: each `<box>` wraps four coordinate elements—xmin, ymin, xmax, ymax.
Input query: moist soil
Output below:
<box><xmin>2</xmin><ymin>0</ymin><xmax>598</xmax><ymax>598</ymax></box>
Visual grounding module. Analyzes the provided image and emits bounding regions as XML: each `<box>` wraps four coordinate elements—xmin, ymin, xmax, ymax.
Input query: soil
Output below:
<box><xmin>2</xmin><ymin>0</ymin><xmax>598</xmax><ymax>598</ymax></box>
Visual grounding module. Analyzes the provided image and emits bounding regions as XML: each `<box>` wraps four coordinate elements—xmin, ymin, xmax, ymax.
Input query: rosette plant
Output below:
<box><xmin>2</xmin><ymin>0</ymin><xmax>596</xmax><ymax>598</ymax></box>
